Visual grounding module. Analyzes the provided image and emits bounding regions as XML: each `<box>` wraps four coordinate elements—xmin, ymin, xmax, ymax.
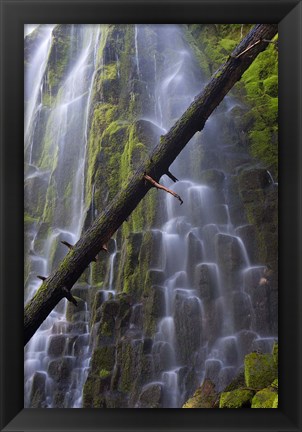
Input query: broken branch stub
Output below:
<box><xmin>144</xmin><ymin>174</ymin><xmax>183</xmax><ymax>205</ymax></box>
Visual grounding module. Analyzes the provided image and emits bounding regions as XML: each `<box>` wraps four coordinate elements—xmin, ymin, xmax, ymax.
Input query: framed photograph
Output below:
<box><xmin>1</xmin><ymin>0</ymin><xmax>301</xmax><ymax>431</ymax></box>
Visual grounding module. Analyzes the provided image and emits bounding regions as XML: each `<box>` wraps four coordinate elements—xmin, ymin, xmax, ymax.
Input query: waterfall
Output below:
<box><xmin>24</xmin><ymin>24</ymin><xmax>101</xmax><ymax>408</ymax></box>
<box><xmin>24</xmin><ymin>24</ymin><xmax>277</xmax><ymax>409</ymax></box>
<box><xmin>132</xmin><ymin>24</ymin><xmax>276</xmax><ymax>407</ymax></box>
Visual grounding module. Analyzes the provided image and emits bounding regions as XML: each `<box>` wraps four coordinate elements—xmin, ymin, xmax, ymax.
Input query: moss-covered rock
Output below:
<box><xmin>251</xmin><ymin>387</ymin><xmax>278</xmax><ymax>408</ymax></box>
<box><xmin>91</xmin><ymin>345</ymin><xmax>116</xmax><ymax>372</ymax></box>
<box><xmin>182</xmin><ymin>379</ymin><xmax>217</xmax><ymax>408</ymax></box>
<box><xmin>244</xmin><ymin>352</ymin><xmax>277</xmax><ymax>389</ymax></box>
<box><xmin>219</xmin><ymin>389</ymin><xmax>254</xmax><ymax>408</ymax></box>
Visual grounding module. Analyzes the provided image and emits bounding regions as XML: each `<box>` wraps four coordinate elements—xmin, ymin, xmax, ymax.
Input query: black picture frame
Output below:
<box><xmin>1</xmin><ymin>0</ymin><xmax>301</xmax><ymax>430</ymax></box>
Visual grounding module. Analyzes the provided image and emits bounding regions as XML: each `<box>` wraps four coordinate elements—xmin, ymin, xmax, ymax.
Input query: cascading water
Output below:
<box><xmin>131</xmin><ymin>24</ymin><xmax>277</xmax><ymax>407</ymax></box>
<box><xmin>24</xmin><ymin>25</ymin><xmax>101</xmax><ymax>408</ymax></box>
<box><xmin>24</xmin><ymin>24</ymin><xmax>277</xmax><ymax>409</ymax></box>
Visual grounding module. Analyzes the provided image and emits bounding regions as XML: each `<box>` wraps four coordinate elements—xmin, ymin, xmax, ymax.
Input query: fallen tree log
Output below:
<box><xmin>24</xmin><ymin>24</ymin><xmax>278</xmax><ymax>345</ymax></box>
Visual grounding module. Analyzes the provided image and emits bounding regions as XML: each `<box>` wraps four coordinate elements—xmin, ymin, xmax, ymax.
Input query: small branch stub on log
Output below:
<box><xmin>62</xmin><ymin>287</ymin><xmax>78</xmax><ymax>307</ymax></box>
<box><xmin>37</xmin><ymin>275</ymin><xmax>47</xmax><ymax>281</ymax></box>
<box><xmin>61</xmin><ymin>240</ymin><xmax>74</xmax><ymax>250</ymax></box>
<box><xmin>61</xmin><ymin>240</ymin><xmax>97</xmax><ymax>262</ymax></box>
<box><xmin>166</xmin><ymin>171</ymin><xmax>179</xmax><ymax>183</ymax></box>
<box><xmin>144</xmin><ymin>173</ymin><xmax>183</xmax><ymax>205</ymax></box>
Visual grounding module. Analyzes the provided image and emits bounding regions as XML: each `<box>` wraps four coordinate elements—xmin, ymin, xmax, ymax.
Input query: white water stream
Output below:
<box><xmin>24</xmin><ymin>24</ymin><xmax>277</xmax><ymax>409</ymax></box>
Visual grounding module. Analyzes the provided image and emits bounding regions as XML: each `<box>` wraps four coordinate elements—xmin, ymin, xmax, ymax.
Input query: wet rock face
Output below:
<box><xmin>239</xmin><ymin>168</ymin><xmax>271</xmax><ymax>191</ymax></box>
<box><xmin>143</xmin><ymin>285</ymin><xmax>166</xmax><ymax>336</ymax></box>
<box><xmin>195</xmin><ymin>263</ymin><xmax>219</xmax><ymax>302</ymax></box>
<box><xmin>182</xmin><ymin>379</ymin><xmax>217</xmax><ymax>408</ymax></box>
<box><xmin>24</xmin><ymin>175</ymin><xmax>49</xmax><ymax>217</ymax></box>
<box><xmin>48</xmin><ymin>357</ymin><xmax>74</xmax><ymax>386</ymax></box>
<box><xmin>29</xmin><ymin>371</ymin><xmax>47</xmax><ymax>408</ymax></box>
<box><xmin>215</xmin><ymin>234</ymin><xmax>247</xmax><ymax>292</ymax></box>
<box><xmin>232</xmin><ymin>291</ymin><xmax>252</xmax><ymax>332</ymax></box>
<box><xmin>186</xmin><ymin>232</ymin><xmax>203</xmax><ymax>284</ymax></box>
<box><xmin>138</xmin><ymin>383</ymin><xmax>163</xmax><ymax>408</ymax></box>
<box><xmin>47</xmin><ymin>335</ymin><xmax>67</xmax><ymax>357</ymax></box>
<box><xmin>174</xmin><ymin>294</ymin><xmax>203</xmax><ymax>364</ymax></box>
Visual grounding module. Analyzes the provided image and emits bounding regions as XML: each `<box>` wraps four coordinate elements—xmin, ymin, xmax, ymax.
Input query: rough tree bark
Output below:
<box><xmin>24</xmin><ymin>24</ymin><xmax>278</xmax><ymax>345</ymax></box>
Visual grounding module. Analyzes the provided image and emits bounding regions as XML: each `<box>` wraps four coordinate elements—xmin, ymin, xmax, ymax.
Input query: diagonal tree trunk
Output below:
<box><xmin>24</xmin><ymin>23</ymin><xmax>278</xmax><ymax>345</ymax></box>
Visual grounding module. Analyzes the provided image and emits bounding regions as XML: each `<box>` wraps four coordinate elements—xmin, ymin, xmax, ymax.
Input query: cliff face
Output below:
<box><xmin>24</xmin><ymin>24</ymin><xmax>278</xmax><ymax>408</ymax></box>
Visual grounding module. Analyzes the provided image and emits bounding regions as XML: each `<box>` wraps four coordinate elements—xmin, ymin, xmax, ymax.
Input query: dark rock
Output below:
<box><xmin>203</xmin><ymin>299</ymin><xmax>223</xmax><ymax>345</ymax></box>
<box><xmin>232</xmin><ymin>291</ymin><xmax>252</xmax><ymax>332</ymax></box>
<box><xmin>105</xmin><ymin>391</ymin><xmax>128</xmax><ymax>408</ymax></box>
<box><xmin>66</xmin><ymin>297</ymin><xmax>86</xmax><ymax>323</ymax></box>
<box><xmin>239</xmin><ymin>168</ymin><xmax>271</xmax><ymax>192</ymax></box>
<box><xmin>29</xmin><ymin>371</ymin><xmax>47</xmax><ymax>408</ymax></box>
<box><xmin>215</xmin><ymin>233</ymin><xmax>247</xmax><ymax>292</ymax></box>
<box><xmin>71</xmin><ymin>284</ymin><xmax>90</xmax><ymax>303</ymax></box>
<box><xmin>204</xmin><ymin>359</ymin><xmax>222</xmax><ymax>386</ymax></box>
<box><xmin>145</xmin><ymin>269</ymin><xmax>165</xmax><ymax>287</ymax></box>
<box><xmin>138</xmin><ymin>383</ymin><xmax>163</xmax><ymax>408</ymax></box>
<box><xmin>217</xmin><ymin>367</ymin><xmax>236</xmax><ymax>392</ymax></box>
<box><xmin>248</xmin><ymin>284</ymin><xmax>270</xmax><ymax>335</ymax></box>
<box><xmin>47</xmin><ymin>334</ymin><xmax>67</xmax><ymax>357</ymax></box>
<box><xmin>195</xmin><ymin>263</ymin><xmax>220</xmax><ymax>302</ymax></box>
<box><xmin>53</xmin><ymin>390</ymin><xmax>66</xmax><ymax>408</ymax></box>
<box><xmin>251</xmin><ymin>337</ymin><xmax>275</xmax><ymax>354</ymax></box>
<box><xmin>152</xmin><ymin>341</ymin><xmax>174</xmax><ymax>374</ymax></box>
<box><xmin>174</xmin><ymin>295</ymin><xmax>203</xmax><ymax>363</ymax></box>
<box><xmin>143</xmin><ymin>285</ymin><xmax>165</xmax><ymax>336</ymax></box>
<box><xmin>235</xmin><ymin>224</ymin><xmax>257</xmax><ymax>264</ymax></box>
<box><xmin>143</xmin><ymin>338</ymin><xmax>153</xmax><ymax>354</ymax></box>
<box><xmin>72</xmin><ymin>334</ymin><xmax>90</xmax><ymax>357</ymax></box>
<box><xmin>236</xmin><ymin>330</ymin><xmax>258</xmax><ymax>363</ymax></box>
<box><xmin>243</xmin><ymin>266</ymin><xmax>265</xmax><ymax>296</ymax></box>
<box><xmin>48</xmin><ymin>357</ymin><xmax>74</xmax><ymax>384</ymax></box>
<box><xmin>186</xmin><ymin>232</ymin><xmax>203</xmax><ymax>284</ymax></box>
<box><xmin>215</xmin><ymin>336</ymin><xmax>238</xmax><ymax>366</ymax></box>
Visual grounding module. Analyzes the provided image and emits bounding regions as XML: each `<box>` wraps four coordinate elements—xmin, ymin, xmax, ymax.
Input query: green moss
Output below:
<box><xmin>99</xmin><ymin>369</ymin><xmax>111</xmax><ymax>379</ymax></box>
<box><xmin>182</xmin><ymin>379</ymin><xmax>217</xmax><ymax>408</ymax></box>
<box><xmin>251</xmin><ymin>387</ymin><xmax>278</xmax><ymax>408</ymax></box>
<box><xmin>244</xmin><ymin>352</ymin><xmax>278</xmax><ymax>389</ymax></box>
<box><xmin>187</xmin><ymin>24</ymin><xmax>278</xmax><ymax>178</ymax></box>
<box><xmin>91</xmin><ymin>346</ymin><xmax>116</xmax><ymax>372</ymax></box>
<box><xmin>219</xmin><ymin>389</ymin><xmax>254</xmax><ymax>408</ymax></box>
<box><xmin>45</xmin><ymin>25</ymin><xmax>74</xmax><ymax>95</ymax></box>
<box><xmin>24</xmin><ymin>213</ymin><xmax>38</xmax><ymax>225</ymax></box>
<box><xmin>219</xmin><ymin>38</ymin><xmax>237</xmax><ymax>53</ymax></box>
